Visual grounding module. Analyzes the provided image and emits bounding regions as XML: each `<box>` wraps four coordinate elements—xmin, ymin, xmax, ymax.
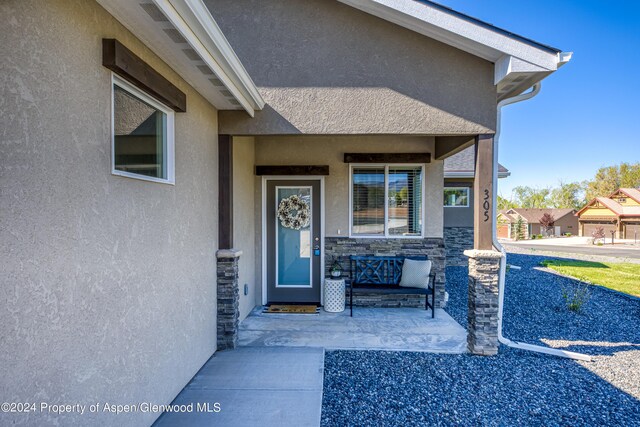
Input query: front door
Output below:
<box><xmin>266</xmin><ymin>180</ymin><xmax>322</xmax><ymax>304</ymax></box>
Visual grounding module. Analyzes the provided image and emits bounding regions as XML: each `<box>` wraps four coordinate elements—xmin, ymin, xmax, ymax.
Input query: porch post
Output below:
<box><xmin>473</xmin><ymin>134</ymin><xmax>494</xmax><ymax>250</ymax></box>
<box><xmin>219</xmin><ymin>134</ymin><xmax>233</xmax><ymax>249</ymax></box>
<box><xmin>465</xmin><ymin>134</ymin><xmax>501</xmax><ymax>356</ymax></box>
<box><xmin>216</xmin><ymin>135</ymin><xmax>241</xmax><ymax>350</ymax></box>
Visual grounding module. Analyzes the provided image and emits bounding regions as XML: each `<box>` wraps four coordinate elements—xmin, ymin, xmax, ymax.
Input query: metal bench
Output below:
<box><xmin>348</xmin><ymin>255</ymin><xmax>436</xmax><ymax>317</ymax></box>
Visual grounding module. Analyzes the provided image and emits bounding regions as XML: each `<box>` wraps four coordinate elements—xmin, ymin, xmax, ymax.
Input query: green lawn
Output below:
<box><xmin>541</xmin><ymin>259</ymin><xmax>640</xmax><ymax>297</ymax></box>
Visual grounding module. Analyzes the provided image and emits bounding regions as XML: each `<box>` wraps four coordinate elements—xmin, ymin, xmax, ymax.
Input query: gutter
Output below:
<box><xmin>493</xmin><ymin>83</ymin><xmax>591</xmax><ymax>362</ymax></box>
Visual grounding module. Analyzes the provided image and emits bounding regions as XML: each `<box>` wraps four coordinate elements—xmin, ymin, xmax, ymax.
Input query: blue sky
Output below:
<box><xmin>435</xmin><ymin>0</ymin><xmax>640</xmax><ymax>198</ymax></box>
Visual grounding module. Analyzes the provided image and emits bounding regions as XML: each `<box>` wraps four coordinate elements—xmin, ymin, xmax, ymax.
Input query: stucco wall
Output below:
<box><xmin>555</xmin><ymin>214</ymin><xmax>579</xmax><ymax>235</ymax></box>
<box><xmin>233</xmin><ymin>137</ymin><xmax>257</xmax><ymax>319</ymax></box>
<box><xmin>208</xmin><ymin>0</ymin><xmax>496</xmax><ymax>135</ymax></box>
<box><xmin>255</xmin><ymin>135</ymin><xmax>443</xmax><ymax>239</ymax></box>
<box><xmin>0</xmin><ymin>1</ymin><xmax>219</xmax><ymax>426</ymax></box>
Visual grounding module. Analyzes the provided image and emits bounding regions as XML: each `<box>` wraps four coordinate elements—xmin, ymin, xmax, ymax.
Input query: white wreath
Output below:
<box><xmin>278</xmin><ymin>195</ymin><xmax>310</xmax><ymax>230</ymax></box>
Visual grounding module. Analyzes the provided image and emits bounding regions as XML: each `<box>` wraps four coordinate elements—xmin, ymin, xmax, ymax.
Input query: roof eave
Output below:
<box><xmin>164</xmin><ymin>0</ymin><xmax>265</xmax><ymax>114</ymax></box>
<box><xmin>96</xmin><ymin>0</ymin><xmax>264</xmax><ymax>116</ymax></box>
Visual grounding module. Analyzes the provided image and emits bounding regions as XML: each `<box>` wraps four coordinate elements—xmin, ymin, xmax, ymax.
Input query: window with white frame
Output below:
<box><xmin>351</xmin><ymin>165</ymin><xmax>424</xmax><ymax>237</ymax></box>
<box><xmin>112</xmin><ymin>75</ymin><xmax>175</xmax><ymax>183</ymax></box>
<box><xmin>444</xmin><ymin>187</ymin><xmax>469</xmax><ymax>207</ymax></box>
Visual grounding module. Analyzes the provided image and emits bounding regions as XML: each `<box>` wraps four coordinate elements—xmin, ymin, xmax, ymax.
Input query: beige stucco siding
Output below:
<box><xmin>0</xmin><ymin>1</ymin><xmax>218</xmax><ymax>426</ymax></box>
<box><xmin>255</xmin><ymin>136</ymin><xmax>443</xmax><ymax>238</ymax></box>
<box><xmin>619</xmin><ymin>198</ymin><xmax>640</xmax><ymax>206</ymax></box>
<box><xmin>580</xmin><ymin>207</ymin><xmax>618</xmax><ymax>218</ymax></box>
<box><xmin>233</xmin><ymin>137</ymin><xmax>258</xmax><ymax>320</ymax></box>
<box><xmin>210</xmin><ymin>0</ymin><xmax>497</xmax><ymax>135</ymax></box>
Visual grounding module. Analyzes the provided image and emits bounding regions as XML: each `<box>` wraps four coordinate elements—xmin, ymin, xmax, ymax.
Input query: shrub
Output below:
<box><xmin>537</xmin><ymin>234</ymin><xmax>543</xmax><ymax>239</ymax></box>
<box><xmin>531</xmin><ymin>235</ymin><xmax>537</xmax><ymax>240</ymax></box>
<box><xmin>562</xmin><ymin>284</ymin><xmax>591</xmax><ymax>312</ymax></box>
<box><xmin>592</xmin><ymin>226</ymin><xmax>606</xmax><ymax>244</ymax></box>
<box><xmin>566</xmin><ymin>233</ymin><xmax>572</xmax><ymax>237</ymax></box>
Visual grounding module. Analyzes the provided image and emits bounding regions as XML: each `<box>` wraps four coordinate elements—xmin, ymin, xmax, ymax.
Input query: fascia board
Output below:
<box><xmin>494</xmin><ymin>55</ymin><xmax>552</xmax><ymax>85</ymax></box>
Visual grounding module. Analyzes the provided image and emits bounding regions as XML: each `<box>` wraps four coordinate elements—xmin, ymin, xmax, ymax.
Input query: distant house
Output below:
<box><xmin>497</xmin><ymin>208</ymin><xmax>578</xmax><ymax>239</ymax></box>
<box><xmin>443</xmin><ymin>146</ymin><xmax>510</xmax><ymax>264</ymax></box>
<box><xmin>576</xmin><ymin>188</ymin><xmax>640</xmax><ymax>239</ymax></box>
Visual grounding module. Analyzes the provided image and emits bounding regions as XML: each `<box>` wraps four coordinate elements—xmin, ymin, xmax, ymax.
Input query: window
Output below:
<box><xmin>351</xmin><ymin>165</ymin><xmax>423</xmax><ymax>237</ymax></box>
<box><xmin>112</xmin><ymin>75</ymin><xmax>174</xmax><ymax>183</ymax></box>
<box><xmin>444</xmin><ymin>187</ymin><xmax>469</xmax><ymax>207</ymax></box>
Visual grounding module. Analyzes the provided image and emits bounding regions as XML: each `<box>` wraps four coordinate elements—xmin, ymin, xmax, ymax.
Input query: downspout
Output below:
<box><xmin>493</xmin><ymin>83</ymin><xmax>591</xmax><ymax>361</ymax></box>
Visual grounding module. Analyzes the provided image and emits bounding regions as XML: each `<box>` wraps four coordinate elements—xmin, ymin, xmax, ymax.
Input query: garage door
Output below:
<box><xmin>497</xmin><ymin>224</ymin><xmax>509</xmax><ymax>239</ymax></box>
<box><xmin>582</xmin><ymin>222</ymin><xmax>616</xmax><ymax>238</ymax></box>
<box><xmin>624</xmin><ymin>222</ymin><xmax>640</xmax><ymax>240</ymax></box>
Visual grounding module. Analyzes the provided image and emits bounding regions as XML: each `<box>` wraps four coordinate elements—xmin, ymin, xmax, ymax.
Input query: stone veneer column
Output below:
<box><xmin>216</xmin><ymin>249</ymin><xmax>242</xmax><ymax>350</ymax></box>
<box><xmin>464</xmin><ymin>249</ymin><xmax>502</xmax><ymax>356</ymax></box>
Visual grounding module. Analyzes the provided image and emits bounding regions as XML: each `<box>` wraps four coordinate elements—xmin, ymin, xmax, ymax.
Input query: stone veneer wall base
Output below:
<box><xmin>325</xmin><ymin>237</ymin><xmax>446</xmax><ymax>308</ymax></box>
<box><xmin>464</xmin><ymin>249</ymin><xmax>502</xmax><ymax>356</ymax></box>
<box><xmin>444</xmin><ymin>227</ymin><xmax>474</xmax><ymax>267</ymax></box>
<box><xmin>216</xmin><ymin>249</ymin><xmax>242</xmax><ymax>350</ymax></box>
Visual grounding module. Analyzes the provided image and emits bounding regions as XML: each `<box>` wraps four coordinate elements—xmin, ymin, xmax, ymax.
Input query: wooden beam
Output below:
<box><xmin>219</xmin><ymin>135</ymin><xmax>233</xmax><ymax>249</ymax></box>
<box><xmin>102</xmin><ymin>39</ymin><xmax>186</xmax><ymax>112</ymax></box>
<box><xmin>473</xmin><ymin>134</ymin><xmax>494</xmax><ymax>250</ymax></box>
<box><xmin>434</xmin><ymin>136</ymin><xmax>476</xmax><ymax>160</ymax></box>
<box><xmin>255</xmin><ymin>165</ymin><xmax>329</xmax><ymax>176</ymax></box>
<box><xmin>343</xmin><ymin>153</ymin><xmax>430</xmax><ymax>163</ymax></box>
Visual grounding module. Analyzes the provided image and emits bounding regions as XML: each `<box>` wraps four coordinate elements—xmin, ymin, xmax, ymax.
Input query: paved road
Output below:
<box><xmin>502</xmin><ymin>243</ymin><xmax>640</xmax><ymax>259</ymax></box>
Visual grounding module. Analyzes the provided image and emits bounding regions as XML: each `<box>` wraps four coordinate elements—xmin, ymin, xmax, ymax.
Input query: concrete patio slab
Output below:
<box><xmin>153</xmin><ymin>347</ymin><xmax>324</xmax><ymax>427</ymax></box>
<box><xmin>239</xmin><ymin>307</ymin><xmax>467</xmax><ymax>353</ymax></box>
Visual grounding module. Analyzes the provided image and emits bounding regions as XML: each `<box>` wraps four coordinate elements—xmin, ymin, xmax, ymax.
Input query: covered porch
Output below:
<box><xmin>217</xmin><ymin>133</ymin><xmax>500</xmax><ymax>356</ymax></box>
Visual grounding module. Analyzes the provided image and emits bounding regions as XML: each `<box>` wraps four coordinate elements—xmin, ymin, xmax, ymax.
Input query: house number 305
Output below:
<box><xmin>483</xmin><ymin>189</ymin><xmax>490</xmax><ymax>222</ymax></box>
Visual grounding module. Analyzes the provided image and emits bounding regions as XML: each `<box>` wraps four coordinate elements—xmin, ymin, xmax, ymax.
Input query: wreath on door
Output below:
<box><xmin>278</xmin><ymin>195</ymin><xmax>310</xmax><ymax>230</ymax></box>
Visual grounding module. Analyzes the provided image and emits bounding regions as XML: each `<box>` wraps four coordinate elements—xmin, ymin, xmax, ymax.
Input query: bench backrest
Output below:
<box><xmin>350</xmin><ymin>255</ymin><xmax>428</xmax><ymax>285</ymax></box>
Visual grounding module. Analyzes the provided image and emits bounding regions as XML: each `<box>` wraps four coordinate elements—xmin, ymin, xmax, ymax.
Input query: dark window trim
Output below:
<box><xmin>255</xmin><ymin>166</ymin><xmax>330</xmax><ymax>176</ymax></box>
<box><xmin>103</xmin><ymin>39</ymin><xmax>186</xmax><ymax>112</ymax></box>
<box><xmin>344</xmin><ymin>153</ymin><xmax>431</xmax><ymax>164</ymax></box>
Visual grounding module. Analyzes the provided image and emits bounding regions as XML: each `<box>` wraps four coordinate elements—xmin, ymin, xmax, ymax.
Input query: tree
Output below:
<box><xmin>620</xmin><ymin>162</ymin><xmax>640</xmax><ymax>188</ymax></box>
<box><xmin>511</xmin><ymin>186</ymin><xmax>551</xmax><ymax>209</ymax></box>
<box><xmin>539</xmin><ymin>213</ymin><xmax>555</xmax><ymax>237</ymax></box>
<box><xmin>550</xmin><ymin>181</ymin><xmax>586</xmax><ymax>210</ymax></box>
<box><xmin>514</xmin><ymin>216</ymin><xmax>525</xmax><ymax>241</ymax></box>
<box><xmin>584</xmin><ymin>162</ymin><xmax>640</xmax><ymax>201</ymax></box>
<box><xmin>497</xmin><ymin>195</ymin><xmax>517</xmax><ymax>211</ymax></box>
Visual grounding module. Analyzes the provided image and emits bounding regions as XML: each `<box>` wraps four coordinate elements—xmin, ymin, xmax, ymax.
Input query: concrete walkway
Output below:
<box><xmin>154</xmin><ymin>307</ymin><xmax>466</xmax><ymax>426</ymax></box>
<box><xmin>239</xmin><ymin>307</ymin><xmax>467</xmax><ymax>353</ymax></box>
<box><xmin>153</xmin><ymin>347</ymin><xmax>324</xmax><ymax>427</ymax></box>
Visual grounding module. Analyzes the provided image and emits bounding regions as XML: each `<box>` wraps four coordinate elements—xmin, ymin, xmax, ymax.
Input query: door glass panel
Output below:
<box><xmin>276</xmin><ymin>187</ymin><xmax>312</xmax><ymax>287</ymax></box>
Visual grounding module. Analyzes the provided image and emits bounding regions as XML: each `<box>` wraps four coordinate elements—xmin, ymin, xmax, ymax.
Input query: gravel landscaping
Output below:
<box><xmin>321</xmin><ymin>253</ymin><xmax>640</xmax><ymax>426</ymax></box>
